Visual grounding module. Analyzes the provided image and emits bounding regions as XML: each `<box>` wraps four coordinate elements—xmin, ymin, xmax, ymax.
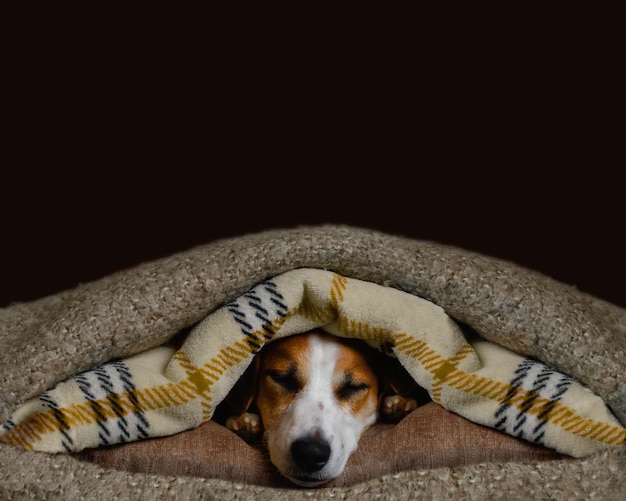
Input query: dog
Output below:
<box><xmin>215</xmin><ymin>330</ymin><xmax>426</xmax><ymax>487</ymax></box>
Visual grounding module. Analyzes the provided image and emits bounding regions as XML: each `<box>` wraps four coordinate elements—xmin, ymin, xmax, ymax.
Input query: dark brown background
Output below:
<box><xmin>3</xmin><ymin>164</ymin><xmax>623</xmax><ymax>308</ymax></box>
<box><xmin>3</xmin><ymin>27</ymin><xmax>623</xmax><ymax>309</ymax></box>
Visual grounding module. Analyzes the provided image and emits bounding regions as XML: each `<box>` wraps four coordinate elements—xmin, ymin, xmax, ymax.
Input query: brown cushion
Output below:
<box><xmin>74</xmin><ymin>402</ymin><xmax>566</xmax><ymax>488</ymax></box>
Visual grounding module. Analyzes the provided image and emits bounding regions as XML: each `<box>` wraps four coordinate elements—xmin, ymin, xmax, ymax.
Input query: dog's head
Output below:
<box><xmin>216</xmin><ymin>329</ymin><xmax>422</xmax><ymax>486</ymax></box>
<box><xmin>255</xmin><ymin>331</ymin><xmax>380</xmax><ymax>486</ymax></box>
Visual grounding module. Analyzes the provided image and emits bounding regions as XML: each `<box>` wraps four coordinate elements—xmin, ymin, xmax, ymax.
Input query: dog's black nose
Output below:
<box><xmin>291</xmin><ymin>437</ymin><xmax>331</xmax><ymax>472</ymax></box>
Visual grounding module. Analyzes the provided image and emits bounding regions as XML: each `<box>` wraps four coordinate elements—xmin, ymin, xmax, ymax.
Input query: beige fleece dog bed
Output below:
<box><xmin>1</xmin><ymin>225</ymin><xmax>624</xmax><ymax>499</ymax></box>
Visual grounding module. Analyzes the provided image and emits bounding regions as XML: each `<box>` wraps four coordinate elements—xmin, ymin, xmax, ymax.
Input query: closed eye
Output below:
<box><xmin>337</xmin><ymin>375</ymin><xmax>370</xmax><ymax>400</ymax></box>
<box><xmin>267</xmin><ymin>366</ymin><xmax>300</xmax><ymax>393</ymax></box>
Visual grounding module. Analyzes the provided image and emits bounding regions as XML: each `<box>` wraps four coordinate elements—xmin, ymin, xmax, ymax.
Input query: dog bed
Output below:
<box><xmin>1</xmin><ymin>225</ymin><xmax>624</xmax><ymax>499</ymax></box>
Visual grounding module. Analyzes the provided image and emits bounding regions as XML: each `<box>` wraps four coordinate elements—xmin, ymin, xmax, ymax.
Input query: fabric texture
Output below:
<box><xmin>2</xmin><ymin>269</ymin><xmax>623</xmax><ymax>458</ymax></box>
<box><xmin>1</xmin><ymin>225</ymin><xmax>625</xmax><ymax>500</ymax></box>
<box><xmin>73</xmin><ymin>402</ymin><xmax>566</xmax><ymax>488</ymax></box>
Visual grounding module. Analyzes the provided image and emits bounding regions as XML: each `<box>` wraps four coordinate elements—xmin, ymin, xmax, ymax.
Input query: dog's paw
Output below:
<box><xmin>226</xmin><ymin>412</ymin><xmax>264</xmax><ymax>443</ymax></box>
<box><xmin>380</xmin><ymin>394</ymin><xmax>418</xmax><ymax>423</ymax></box>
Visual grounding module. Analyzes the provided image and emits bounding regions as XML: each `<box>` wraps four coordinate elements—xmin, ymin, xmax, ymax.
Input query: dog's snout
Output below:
<box><xmin>290</xmin><ymin>436</ymin><xmax>331</xmax><ymax>472</ymax></box>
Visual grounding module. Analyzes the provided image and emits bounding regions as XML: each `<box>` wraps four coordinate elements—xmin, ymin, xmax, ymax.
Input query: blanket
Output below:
<box><xmin>1</xmin><ymin>225</ymin><xmax>625</xmax><ymax>500</ymax></box>
<box><xmin>1</xmin><ymin>269</ymin><xmax>623</xmax><ymax>458</ymax></box>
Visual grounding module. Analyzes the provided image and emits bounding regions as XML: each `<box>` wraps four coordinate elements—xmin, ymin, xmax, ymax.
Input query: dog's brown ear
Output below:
<box><xmin>376</xmin><ymin>352</ymin><xmax>430</xmax><ymax>403</ymax></box>
<box><xmin>213</xmin><ymin>355</ymin><xmax>260</xmax><ymax>424</ymax></box>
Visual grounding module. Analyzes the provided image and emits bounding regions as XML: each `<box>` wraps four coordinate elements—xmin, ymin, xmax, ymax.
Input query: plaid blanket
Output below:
<box><xmin>2</xmin><ymin>268</ymin><xmax>624</xmax><ymax>457</ymax></box>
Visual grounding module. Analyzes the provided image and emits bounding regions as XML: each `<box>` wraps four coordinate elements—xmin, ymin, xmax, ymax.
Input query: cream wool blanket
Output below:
<box><xmin>2</xmin><ymin>268</ymin><xmax>623</xmax><ymax>458</ymax></box>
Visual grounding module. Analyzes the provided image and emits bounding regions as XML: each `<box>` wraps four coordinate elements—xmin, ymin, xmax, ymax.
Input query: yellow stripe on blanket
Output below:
<box><xmin>1</xmin><ymin>268</ymin><xmax>624</xmax><ymax>457</ymax></box>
